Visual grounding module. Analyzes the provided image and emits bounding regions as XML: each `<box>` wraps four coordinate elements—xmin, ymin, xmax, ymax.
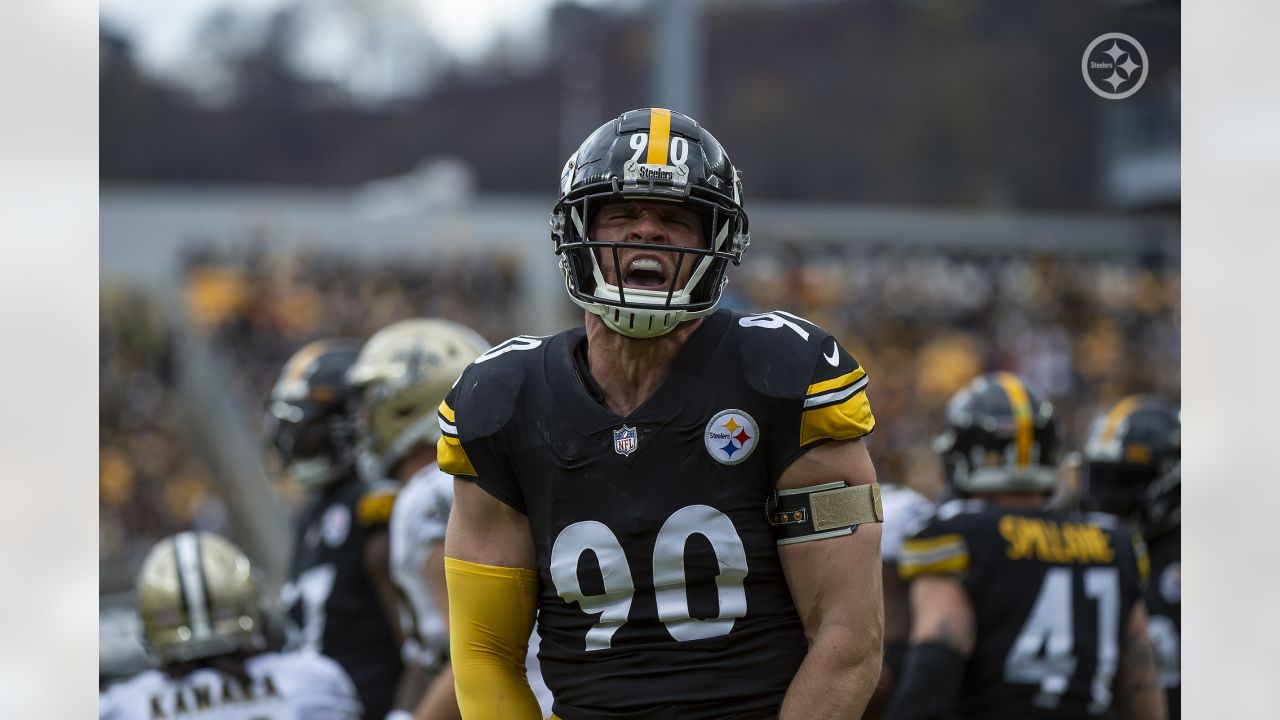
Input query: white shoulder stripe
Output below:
<box><xmin>438</xmin><ymin>414</ymin><xmax>457</xmax><ymax>436</ymax></box>
<box><xmin>803</xmin><ymin>375</ymin><xmax>869</xmax><ymax>409</ymax></box>
<box><xmin>900</xmin><ymin>542</ymin><xmax>967</xmax><ymax>566</ymax></box>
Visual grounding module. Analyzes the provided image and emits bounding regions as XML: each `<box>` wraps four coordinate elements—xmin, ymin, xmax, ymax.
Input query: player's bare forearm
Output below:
<box><xmin>778</xmin><ymin>525</ymin><xmax>884</xmax><ymax>719</ymax></box>
<box><xmin>777</xmin><ymin>440</ymin><xmax>884</xmax><ymax>719</ymax></box>
<box><xmin>780</xmin><ymin>614</ymin><xmax>883</xmax><ymax>719</ymax></box>
<box><xmin>1115</xmin><ymin>603</ymin><xmax>1167</xmax><ymax>720</ymax></box>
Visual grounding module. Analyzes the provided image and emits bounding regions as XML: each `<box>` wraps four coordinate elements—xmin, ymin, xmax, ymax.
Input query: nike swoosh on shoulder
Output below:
<box><xmin>823</xmin><ymin>342</ymin><xmax>839</xmax><ymax>366</ymax></box>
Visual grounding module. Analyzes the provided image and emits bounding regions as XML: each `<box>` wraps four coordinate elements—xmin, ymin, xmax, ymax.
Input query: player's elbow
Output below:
<box><xmin>811</xmin><ymin>617</ymin><xmax>884</xmax><ymax>680</ymax></box>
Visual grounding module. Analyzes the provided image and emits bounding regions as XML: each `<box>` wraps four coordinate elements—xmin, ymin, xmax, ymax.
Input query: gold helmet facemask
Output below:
<box><xmin>348</xmin><ymin>318</ymin><xmax>489</xmax><ymax>481</ymax></box>
<box><xmin>135</xmin><ymin>532</ymin><xmax>264</xmax><ymax>665</ymax></box>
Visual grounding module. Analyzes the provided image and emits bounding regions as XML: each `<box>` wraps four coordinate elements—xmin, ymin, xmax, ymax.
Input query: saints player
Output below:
<box><xmin>348</xmin><ymin>318</ymin><xmax>554</xmax><ymax>719</ymax></box>
<box><xmin>885</xmin><ymin>373</ymin><xmax>1165</xmax><ymax>719</ymax></box>
<box><xmin>99</xmin><ymin>531</ymin><xmax>362</xmax><ymax>719</ymax></box>
<box><xmin>439</xmin><ymin>108</ymin><xmax>885</xmax><ymax>719</ymax></box>
<box><xmin>268</xmin><ymin>340</ymin><xmax>404</xmax><ymax>719</ymax></box>
<box><xmin>1081</xmin><ymin>396</ymin><xmax>1181</xmax><ymax>718</ymax></box>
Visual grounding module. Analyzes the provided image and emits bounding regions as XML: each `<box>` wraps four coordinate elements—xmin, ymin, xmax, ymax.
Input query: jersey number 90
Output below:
<box><xmin>550</xmin><ymin>504</ymin><xmax>748</xmax><ymax>651</ymax></box>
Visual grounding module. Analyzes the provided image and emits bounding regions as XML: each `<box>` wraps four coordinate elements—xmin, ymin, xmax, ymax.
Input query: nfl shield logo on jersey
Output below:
<box><xmin>614</xmin><ymin>425</ymin><xmax>639</xmax><ymax>456</ymax></box>
<box><xmin>705</xmin><ymin>409</ymin><xmax>760</xmax><ymax>465</ymax></box>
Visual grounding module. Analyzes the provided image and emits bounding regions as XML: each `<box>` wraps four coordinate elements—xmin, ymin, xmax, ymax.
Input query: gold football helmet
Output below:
<box><xmin>135</xmin><ymin>531</ymin><xmax>263</xmax><ymax>664</ymax></box>
<box><xmin>348</xmin><ymin>318</ymin><xmax>489</xmax><ymax>480</ymax></box>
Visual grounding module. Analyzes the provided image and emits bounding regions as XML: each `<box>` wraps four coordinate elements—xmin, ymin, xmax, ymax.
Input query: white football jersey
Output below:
<box><xmin>880</xmin><ymin>483</ymin><xmax>934</xmax><ymax>564</ymax></box>
<box><xmin>99</xmin><ymin>650</ymin><xmax>361</xmax><ymax>720</ymax></box>
<box><xmin>388</xmin><ymin>462</ymin><xmax>453</xmax><ymax>669</ymax></box>
<box><xmin>389</xmin><ymin>462</ymin><xmax>554</xmax><ymax>717</ymax></box>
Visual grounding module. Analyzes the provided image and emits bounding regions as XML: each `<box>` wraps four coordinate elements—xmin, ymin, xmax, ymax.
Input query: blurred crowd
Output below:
<box><xmin>733</xmin><ymin>243</ymin><xmax>1179</xmax><ymax>498</ymax></box>
<box><xmin>100</xmin><ymin>240</ymin><xmax>1178</xmax><ymax>578</ymax></box>
<box><xmin>99</xmin><ymin>284</ymin><xmax>230</xmax><ymax>590</ymax></box>
<box><xmin>181</xmin><ymin>242</ymin><xmax>523</xmax><ymax>405</ymax></box>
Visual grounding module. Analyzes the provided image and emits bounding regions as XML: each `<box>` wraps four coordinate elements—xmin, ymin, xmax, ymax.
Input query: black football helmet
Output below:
<box><xmin>551</xmin><ymin>107</ymin><xmax>750</xmax><ymax>339</ymax></box>
<box><xmin>267</xmin><ymin>339</ymin><xmax>360</xmax><ymax>491</ymax></box>
<box><xmin>1139</xmin><ymin>462</ymin><xmax>1180</xmax><ymax>541</ymax></box>
<box><xmin>1081</xmin><ymin>396</ymin><xmax>1180</xmax><ymax>518</ymax></box>
<box><xmin>934</xmin><ymin>372</ymin><xmax>1061</xmax><ymax>497</ymax></box>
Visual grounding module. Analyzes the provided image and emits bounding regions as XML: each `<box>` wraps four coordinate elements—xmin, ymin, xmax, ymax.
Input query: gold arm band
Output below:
<box><xmin>445</xmin><ymin>557</ymin><xmax>543</xmax><ymax>719</ymax></box>
<box><xmin>810</xmin><ymin>482</ymin><xmax>883</xmax><ymax>531</ymax></box>
<box><xmin>772</xmin><ymin>482</ymin><xmax>884</xmax><ymax>545</ymax></box>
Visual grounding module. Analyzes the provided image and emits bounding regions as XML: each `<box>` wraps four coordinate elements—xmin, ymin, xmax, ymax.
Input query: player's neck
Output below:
<box><xmin>584</xmin><ymin>313</ymin><xmax>704</xmax><ymax>416</ymax></box>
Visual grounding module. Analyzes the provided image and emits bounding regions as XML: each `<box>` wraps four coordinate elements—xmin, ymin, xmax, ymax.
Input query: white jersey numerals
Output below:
<box><xmin>737</xmin><ymin>311</ymin><xmax>814</xmax><ymax>341</ymax></box>
<box><xmin>1004</xmin><ymin>566</ymin><xmax>1120</xmax><ymax>714</ymax></box>
<box><xmin>550</xmin><ymin>504</ymin><xmax>749</xmax><ymax>651</ymax></box>
<box><xmin>279</xmin><ymin>563</ymin><xmax>337</xmax><ymax>652</ymax></box>
<box><xmin>474</xmin><ymin>336</ymin><xmax>543</xmax><ymax>364</ymax></box>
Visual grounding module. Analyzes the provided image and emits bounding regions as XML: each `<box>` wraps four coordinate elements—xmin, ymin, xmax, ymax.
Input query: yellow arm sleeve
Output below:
<box><xmin>445</xmin><ymin>556</ymin><xmax>543</xmax><ymax>719</ymax></box>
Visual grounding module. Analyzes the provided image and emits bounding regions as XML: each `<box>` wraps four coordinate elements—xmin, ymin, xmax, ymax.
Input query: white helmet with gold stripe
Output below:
<box><xmin>348</xmin><ymin>318</ymin><xmax>489</xmax><ymax>481</ymax></box>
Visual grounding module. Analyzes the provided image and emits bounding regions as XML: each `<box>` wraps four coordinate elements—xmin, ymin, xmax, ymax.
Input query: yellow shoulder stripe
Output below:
<box><xmin>357</xmin><ymin>491</ymin><xmax>396</xmax><ymax>526</ymax></box>
<box><xmin>438</xmin><ymin>399</ymin><xmax>456</xmax><ymax>424</ymax></box>
<box><xmin>900</xmin><ymin>552</ymin><xmax>970</xmax><ymax>580</ymax></box>
<box><xmin>903</xmin><ymin>533</ymin><xmax>965</xmax><ymax>553</ymax></box>
<box><xmin>437</xmin><ymin>434</ymin><xmax>477</xmax><ymax>477</ymax></box>
<box><xmin>900</xmin><ymin>533</ymin><xmax>969</xmax><ymax>579</ymax></box>
<box><xmin>800</xmin><ymin>390</ymin><xmax>874</xmax><ymax>446</ymax></box>
<box><xmin>806</xmin><ymin>367</ymin><xmax>866</xmax><ymax>397</ymax></box>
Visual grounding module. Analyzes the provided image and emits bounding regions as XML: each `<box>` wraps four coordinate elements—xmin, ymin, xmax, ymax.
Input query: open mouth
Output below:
<box><xmin>623</xmin><ymin>257</ymin><xmax>670</xmax><ymax>289</ymax></box>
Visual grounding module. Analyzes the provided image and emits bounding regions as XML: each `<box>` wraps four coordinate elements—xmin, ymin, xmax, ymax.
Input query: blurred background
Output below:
<box><xmin>99</xmin><ymin>0</ymin><xmax>1179</xmax><ymax>679</ymax></box>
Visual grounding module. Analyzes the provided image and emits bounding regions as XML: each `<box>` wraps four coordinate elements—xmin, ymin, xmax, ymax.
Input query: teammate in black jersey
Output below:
<box><xmin>438</xmin><ymin>108</ymin><xmax>885</xmax><ymax>720</ymax></box>
<box><xmin>885</xmin><ymin>373</ymin><xmax>1165</xmax><ymax>720</ymax></box>
<box><xmin>1081</xmin><ymin>396</ymin><xmax>1181</xmax><ymax>719</ymax></box>
<box><xmin>1138</xmin><ymin>463</ymin><xmax>1180</xmax><ymax>719</ymax></box>
<box><xmin>267</xmin><ymin>340</ymin><xmax>406</xmax><ymax>719</ymax></box>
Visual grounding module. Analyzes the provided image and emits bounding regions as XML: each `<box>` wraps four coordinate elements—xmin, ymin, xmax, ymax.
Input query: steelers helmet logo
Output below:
<box><xmin>705</xmin><ymin>409</ymin><xmax>760</xmax><ymax>465</ymax></box>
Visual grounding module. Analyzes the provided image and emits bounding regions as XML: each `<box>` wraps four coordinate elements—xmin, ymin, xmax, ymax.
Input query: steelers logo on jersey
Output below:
<box><xmin>704</xmin><ymin>409</ymin><xmax>760</xmax><ymax>465</ymax></box>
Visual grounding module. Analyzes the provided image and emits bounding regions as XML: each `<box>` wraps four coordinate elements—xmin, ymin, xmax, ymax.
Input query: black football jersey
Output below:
<box><xmin>1143</xmin><ymin>528</ymin><xmax>1180</xmax><ymax>719</ymax></box>
<box><xmin>900</xmin><ymin>500</ymin><xmax>1147</xmax><ymax>719</ymax></box>
<box><xmin>438</xmin><ymin>309</ymin><xmax>875</xmax><ymax>720</ymax></box>
<box><xmin>281</xmin><ymin>474</ymin><xmax>402</xmax><ymax>720</ymax></box>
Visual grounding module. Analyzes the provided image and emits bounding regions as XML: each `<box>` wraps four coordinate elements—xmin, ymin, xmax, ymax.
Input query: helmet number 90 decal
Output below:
<box><xmin>628</xmin><ymin>132</ymin><xmax>689</xmax><ymax>167</ymax></box>
<box><xmin>550</xmin><ymin>504</ymin><xmax>749</xmax><ymax>650</ymax></box>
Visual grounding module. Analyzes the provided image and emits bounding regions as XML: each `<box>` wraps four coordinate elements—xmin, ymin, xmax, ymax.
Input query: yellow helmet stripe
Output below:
<box><xmin>994</xmin><ymin>372</ymin><xmax>1033</xmax><ymax>466</ymax></box>
<box><xmin>1102</xmin><ymin>395</ymin><xmax>1144</xmax><ymax>443</ymax></box>
<box><xmin>646</xmin><ymin>108</ymin><xmax>672</xmax><ymax>165</ymax></box>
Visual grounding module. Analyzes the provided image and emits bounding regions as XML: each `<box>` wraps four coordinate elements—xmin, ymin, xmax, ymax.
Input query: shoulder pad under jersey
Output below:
<box><xmin>447</xmin><ymin>334</ymin><xmax>548</xmax><ymax>442</ymax></box>
<box><xmin>733</xmin><ymin>310</ymin><xmax>875</xmax><ymax>447</ymax></box>
<box><xmin>733</xmin><ymin>310</ymin><xmax>838</xmax><ymax>400</ymax></box>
